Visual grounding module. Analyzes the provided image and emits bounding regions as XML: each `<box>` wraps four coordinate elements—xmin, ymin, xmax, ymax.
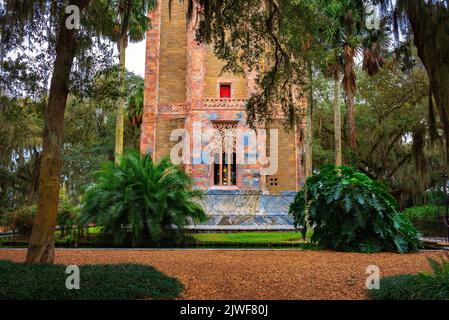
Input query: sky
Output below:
<box><xmin>125</xmin><ymin>39</ymin><xmax>146</xmax><ymax>78</ymax></box>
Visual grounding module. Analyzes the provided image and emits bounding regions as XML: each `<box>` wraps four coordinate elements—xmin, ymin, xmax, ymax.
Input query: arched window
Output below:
<box><xmin>212</xmin><ymin>123</ymin><xmax>237</xmax><ymax>186</ymax></box>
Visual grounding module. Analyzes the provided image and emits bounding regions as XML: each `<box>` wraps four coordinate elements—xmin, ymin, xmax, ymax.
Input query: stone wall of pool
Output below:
<box><xmin>187</xmin><ymin>190</ymin><xmax>296</xmax><ymax>231</ymax></box>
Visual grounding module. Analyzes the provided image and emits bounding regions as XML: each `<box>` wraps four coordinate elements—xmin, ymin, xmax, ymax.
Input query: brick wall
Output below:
<box><xmin>154</xmin><ymin>118</ymin><xmax>186</xmax><ymax>162</ymax></box>
<box><xmin>266</xmin><ymin>120</ymin><xmax>297</xmax><ymax>194</ymax></box>
<box><xmin>204</xmin><ymin>47</ymin><xmax>246</xmax><ymax>99</ymax></box>
<box><xmin>158</xmin><ymin>0</ymin><xmax>187</xmax><ymax>104</ymax></box>
<box><xmin>141</xmin><ymin>1</ymin><xmax>304</xmax><ymax>195</ymax></box>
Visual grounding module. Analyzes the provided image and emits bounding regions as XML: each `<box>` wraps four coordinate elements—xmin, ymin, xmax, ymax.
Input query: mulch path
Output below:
<box><xmin>0</xmin><ymin>249</ymin><xmax>445</xmax><ymax>300</ymax></box>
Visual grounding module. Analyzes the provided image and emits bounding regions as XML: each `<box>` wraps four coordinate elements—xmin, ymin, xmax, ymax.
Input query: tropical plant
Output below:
<box><xmin>81</xmin><ymin>150</ymin><xmax>207</xmax><ymax>245</ymax></box>
<box><xmin>369</xmin><ymin>253</ymin><xmax>449</xmax><ymax>300</ymax></box>
<box><xmin>289</xmin><ymin>165</ymin><xmax>422</xmax><ymax>253</ymax></box>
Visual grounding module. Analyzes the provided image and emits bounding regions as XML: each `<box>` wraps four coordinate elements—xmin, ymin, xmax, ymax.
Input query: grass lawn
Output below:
<box><xmin>1</xmin><ymin>231</ymin><xmax>316</xmax><ymax>249</ymax></box>
<box><xmin>191</xmin><ymin>231</ymin><xmax>313</xmax><ymax>247</ymax></box>
<box><xmin>0</xmin><ymin>260</ymin><xmax>183</xmax><ymax>300</ymax></box>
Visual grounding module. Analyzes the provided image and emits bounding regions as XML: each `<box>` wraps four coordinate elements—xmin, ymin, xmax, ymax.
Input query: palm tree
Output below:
<box><xmin>109</xmin><ymin>0</ymin><xmax>157</xmax><ymax>163</ymax></box>
<box><xmin>319</xmin><ymin>0</ymin><xmax>364</xmax><ymax>152</ymax></box>
<box><xmin>320</xmin><ymin>0</ymin><xmax>388</xmax><ymax>155</ymax></box>
<box><xmin>81</xmin><ymin>150</ymin><xmax>207</xmax><ymax>245</ymax></box>
<box><xmin>332</xmin><ymin>71</ymin><xmax>342</xmax><ymax>167</ymax></box>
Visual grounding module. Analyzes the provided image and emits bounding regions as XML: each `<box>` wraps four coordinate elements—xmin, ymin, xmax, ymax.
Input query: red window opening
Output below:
<box><xmin>219</xmin><ymin>84</ymin><xmax>231</xmax><ymax>98</ymax></box>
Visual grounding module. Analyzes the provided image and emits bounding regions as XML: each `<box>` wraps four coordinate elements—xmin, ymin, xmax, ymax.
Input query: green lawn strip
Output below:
<box><xmin>54</xmin><ymin>226</ymin><xmax>104</xmax><ymax>237</ymax></box>
<box><xmin>0</xmin><ymin>260</ymin><xmax>183</xmax><ymax>300</ymax></box>
<box><xmin>1</xmin><ymin>231</ymin><xmax>316</xmax><ymax>249</ymax></box>
<box><xmin>191</xmin><ymin>231</ymin><xmax>311</xmax><ymax>244</ymax></box>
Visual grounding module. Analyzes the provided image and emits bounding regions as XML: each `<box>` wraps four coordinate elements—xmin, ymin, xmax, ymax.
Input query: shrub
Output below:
<box><xmin>413</xmin><ymin>254</ymin><xmax>449</xmax><ymax>299</ymax></box>
<box><xmin>57</xmin><ymin>189</ymin><xmax>81</xmax><ymax>236</ymax></box>
<box><xmin>369</xmin><ymin>253</ymin><xmax>449</xmax><ymax>300</ymax></box>
<box><xmin>403</xmin><ymin>205</ymin><xmax>442</xmax><ymax>221</ymax></box>
<box><xmin>2</xmin><ymin>205</ymin><xmax>36</xmax><ymax>237</ymax></box>
<box><xmin>1</xmin><ymin>191</ymin><xmax>81</xmax><ymax>238</ymax></box>
<box><xmin>289</xmin><ymin>165</ymin><xmax>422</xmax><ymax>253</ymax></box>
<box><xmin>0</xmin><ymin>260</ymin><xmax>183</xmax><ymax>300</ymax></box>
<box><xmin>80</xmin><ymin>149</ymin><xmax>207</xmax><ymax>245</ymax></box>
<box><xmin>368</xmin><ymin>274</ymin><xmax>418</xmax><ymax>300</ymax></box>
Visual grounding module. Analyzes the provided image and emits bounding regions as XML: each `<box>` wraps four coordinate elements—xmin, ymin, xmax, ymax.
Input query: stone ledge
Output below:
<box><xmin>188</xmin><ymin>214</ymin><xmax>295</xmax><ymax>230</ymax></box>
<box><xmin>185</xmin><ymin>225</ymin><xmax>295</xmax><ymax>231</ymax></box>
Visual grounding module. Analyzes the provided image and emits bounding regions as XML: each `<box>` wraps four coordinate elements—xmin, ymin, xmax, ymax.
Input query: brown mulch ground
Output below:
<box><xmin>0</xmin><ymin>249</ymin><xmax>445</xmax><ymax>300</ymax></box>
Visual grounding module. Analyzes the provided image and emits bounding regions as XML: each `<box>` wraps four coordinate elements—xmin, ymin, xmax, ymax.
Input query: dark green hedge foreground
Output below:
<box><xmin>369</xmin><ymin>254</ymin><xmax>449</xmax><ymax>300</ymax></box>
<box><xmin>0</xmin><ymin>260</ymin><xmax>183</xmax><ymax>300</ymax></box>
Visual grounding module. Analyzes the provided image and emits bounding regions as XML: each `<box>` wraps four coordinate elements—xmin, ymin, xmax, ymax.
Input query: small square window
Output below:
<box><xmin>219</xmin><ymin>84</ymin><xmax>231</xmax><ymax>98</ymax></box>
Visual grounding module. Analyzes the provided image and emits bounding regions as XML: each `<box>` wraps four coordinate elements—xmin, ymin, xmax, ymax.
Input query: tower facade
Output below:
<box><xmin>140</xmin><ymin>1</ymin><xmax>306</xmax><ymax>230</ymax></box>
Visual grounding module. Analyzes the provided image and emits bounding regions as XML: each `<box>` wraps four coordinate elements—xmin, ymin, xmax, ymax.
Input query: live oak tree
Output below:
<box><xmin>375</xmin><ymin>0</ymin><xmax>449</xmax><ymax>171</ymax></box>
<box><xmin>1</xmin><ymin>0</ymin><xmax>115</xmax><ymax>263</ymax></box>
<box><xmin>24</xmin><ymin>0</ymin><xmax>91</xmax><ymax>263</ymax></box>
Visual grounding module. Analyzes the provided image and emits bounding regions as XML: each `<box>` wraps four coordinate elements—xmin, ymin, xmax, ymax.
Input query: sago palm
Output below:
<box><xmin>81</xmin><ymin>150</ymin><xmax>207</xmax><ymax>245</ymax></box>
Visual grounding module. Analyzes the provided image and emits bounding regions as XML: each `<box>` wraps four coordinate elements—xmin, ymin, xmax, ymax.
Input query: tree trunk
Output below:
<box><xmin>26</xmin><ymin>0</ymin><xmax>90</xmax><ymax>264</ymax></box>
<box><xmin>305</xmin><ymin>64</ymin><xmax>313</xmax><ymax>178</ymax></box>
<box><xmin>26</xmin><ymin>149</ymin><xmax>41</xmax><ymax>205</ymax></box>
<box><xmin>333</xmin><ymin>76</ymin><xmax>342</xmax><ymax>166</ymax></box>
<box><xmin>115</xmin><ymin>35</ymin><xmax>127</xmax><ymax>164</ymax></box>
<box><xmin>406</xmin><ymin>1</ymin><xmax>449</xmax><ymax>173</ymax></box>
<box><xmin>346</xmin><ymin>91</ymin><xmax>357</xmax><ymax>151</ymax></box>
<box><xmin>342</xmin><ymin>44</ymin><xmax>357</xmax><ymax>151</ymax></box>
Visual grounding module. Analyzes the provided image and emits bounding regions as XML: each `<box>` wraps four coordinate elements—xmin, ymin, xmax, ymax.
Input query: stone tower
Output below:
<box><xmin>140</xmin><ymin>0</ymin><xmax>306</xmax><ymax>230</ymax></box>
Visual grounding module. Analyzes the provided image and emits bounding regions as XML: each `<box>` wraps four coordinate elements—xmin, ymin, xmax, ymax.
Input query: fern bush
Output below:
<box><xmin>289</xmin><ymin>165</ymin><xmax>422</xmax><ymax>253</ymax></box>
<box><xmin>369</xmin><ymin>254</ymin><xmax>449</xmax><ymax>300</ymax></box>
<box><xmin>80</xmin><ymin>150</ymin><xmax>207</xmax><ymax>245</ymax></box>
